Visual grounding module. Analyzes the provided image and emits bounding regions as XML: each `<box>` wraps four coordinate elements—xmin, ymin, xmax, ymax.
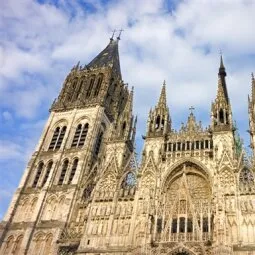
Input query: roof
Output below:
<box><xmin>87</xmin><ymin>39</ymin><xmax>121</xmax><ymax>78</ymax></box>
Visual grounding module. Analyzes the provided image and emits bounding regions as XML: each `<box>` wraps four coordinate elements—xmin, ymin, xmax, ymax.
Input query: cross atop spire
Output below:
<box><xmin>110</xmin><ymin>29</ymin><xmax>116</xmax><ymax>41</ymax></box>
<box><xmin>117</xmin><ymin>29</ymin><xmax>124</xmax><ymax>40</ymax></box>
<box><xmin>189</xmin><ymin>106</ymin><xmax>195</xmax><ymax>114</ymax></box>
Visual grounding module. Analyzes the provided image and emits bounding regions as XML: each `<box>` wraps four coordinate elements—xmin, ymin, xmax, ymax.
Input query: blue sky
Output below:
<box><xmin>1</xmin><ymin>0</ymin><xmax>255</xmax><ymax>219</ymax></box>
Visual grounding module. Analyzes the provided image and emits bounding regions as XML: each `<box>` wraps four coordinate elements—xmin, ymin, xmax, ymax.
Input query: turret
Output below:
<box><xmin>51</xmin><ymin>37</ymin><xmax>125</xmax><ymax>121</ymax></box>
<box><xmin>146</xmin><ymin>81</ymin><xmax>171</xmax><ymax>137</ymax></box>
<box><xmin>211</xmin><ymin>55</ymin><xmax>233</xmax><ymax>131</ymax></box>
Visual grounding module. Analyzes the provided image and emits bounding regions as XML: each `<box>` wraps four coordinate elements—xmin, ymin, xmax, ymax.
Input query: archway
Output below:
<box><xmin>156</xmin><ymin>162</ymin><xmax>212</xmax><ymax>243</ymax></box>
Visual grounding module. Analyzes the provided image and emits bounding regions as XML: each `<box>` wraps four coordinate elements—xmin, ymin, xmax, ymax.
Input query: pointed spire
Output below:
<box><xmin>87</xmin><ymin>39</ymin><xmax>121</xmax><ymax>78</ymax></box>
<box><xmin>157</xmin><ymin>80</ymin><xmax>167</xmax><ymax>108</ymax></box>
<box><xmin>217</xmin><ymin>54</ymin><xmax>229</xmax><ymax>103</ymax></box>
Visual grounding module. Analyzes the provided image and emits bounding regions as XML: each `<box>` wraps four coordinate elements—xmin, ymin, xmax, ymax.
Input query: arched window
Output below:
<box><xmin>121</xmin><ymin>172</ymin><xmax>136</xmax><ymax>189</ymax></box>
<box><xmin>48</xmin><ymin>126</ymin><xmax>67</xmax><ymax>150</ymax></box>
<box><xmin>86</xmin><ymin>76</ymin><xmax>95</xmax><ymax>98</ymax></box>
<box><xmin>94</xmin><ymin>131</ymin><xmax>103</xmax><ymax>156</ymax></box>
<box><xmin>41</xmin><ymin>161</ymin><xmax>53</xmax><ymax>187</ymax></box>
<box><xmin>13</xmin><ymin>235</ymin><xmax>23</xmax><ymax>255</ymax></box>
<box><xmin>3</xmin><ymin>236</ymin><xmax>14</xmax><ymax>254</ymax></box>
<box><xmin>33</xmin><ymin>234</ymin><xmax>43</xmax><ymax>254</ymax></box>
<box><xmin>48</xmin><ymin>127</ymin><xmax>60</xmax><ymax>150</ymax></box>
<box><xmin>121</xmin><ymin>121</ymin><xmax>126</xmax><ymax>137</ymax></box>
<box><xmin>219</xmin><ymin>109</ymin><xmax>224</xmax><ymax>123</ymax></box>
<box><xmin>58</xmin><ymin>160</ymin><xmax>69</xmax><ymax>185</ymax></box>
<box><xmin>71</xmin><ymin>123</ymin><xmax>89</xmax><ymax>148</ymax></box>
<box><xmin>43</xmin><ymin>234</ymin><xmax>53</xmax><ymax>255</ymax></box>
<box><xmin>73</xmin><ymin>78</ymin><xmax>83</xmax><ymax>101</ymax></box>
<box><xmin>32</xmin><ymin>162</ymin><xmax>44</xmax><ymax>188</ymax></box>
<box><xmin>94</xmin><ymin>74</ymin><xmax>104</xmax><ymax>97</ymax></box>
<box><xmin>156</xmin><ymin>115</ymin><xmax>160</xmax><ymax>129</ymax></box>
<box><xmin>68</xmin><ymin>159</ymin><xmax>79</xmax><ymax>184</ymax></box>
<box><xmin>120</xmin><ymin>172</ymin><xmax>136</xmax><ymax>197</ymax></box>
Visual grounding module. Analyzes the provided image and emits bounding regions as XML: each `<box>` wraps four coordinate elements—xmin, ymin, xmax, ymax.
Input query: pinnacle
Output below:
<box><xmin>157</xmin><ymin>80</ymin><xmax>167</xmax><ymax>108</ymax></box>
<box><xmin>220</xmin><ymin>54</ymin><xmax>225</xmax><ymax>69</ymax></box>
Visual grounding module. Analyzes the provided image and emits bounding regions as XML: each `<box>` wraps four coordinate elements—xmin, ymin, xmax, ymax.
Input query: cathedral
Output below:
<box><xmin>1</xmin><ymin>35</ymin><xmax>255</xmax><ymax>255</ymax></box>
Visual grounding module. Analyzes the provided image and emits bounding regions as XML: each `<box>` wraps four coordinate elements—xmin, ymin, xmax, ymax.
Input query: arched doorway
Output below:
<box><xmin>155</xmin><ymin>162</ymin><xmax>212</xmax><ymax>243</ymax></box>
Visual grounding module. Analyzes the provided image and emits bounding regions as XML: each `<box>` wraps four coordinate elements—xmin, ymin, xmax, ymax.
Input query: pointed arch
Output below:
<box><xmin>94</xmin><ymin>130</ymin><xmax>104</xmax><ymax>156</ymax></box>
<box><xmin>94</xmin><ymin>73</ymin><xmax>104</xmax><ymax>97</ymax></box>
<box><xmin>71</xmin><ymin>123</ymin><xmax>89</xmax><ymax>148</ymax></box>
<box><xmin>68</xmin><ymin>158</ymin><xmax>79</xmax><ymax>184</ymax></box>
<box><xmin>43</xmin><ymin>234</ymin><xmax>53</xmax><ymax>255</ymax></box>
<box><xmin>58</xmin><ymin>159</ymin><xmax>69</xmax><ymax>185</ymax></box>
<box><xmin>30</xmin><ymin>197</ymin><xmax>38</xmax><ymax>218</ymax></box>
<box><xmin>96</xmin><ymin>162</ymin><xmax>117</xmax><ymax>199</ymax></box>
<box><xmin>41</xmin><ymin>161</ymin><xmax>53</xmax><ymax>187</ymax></box>
<box><xmin>21</xmin><ymin>197</ymin><xmax>30</xmax><ymax>221</ymax></box>
<box><xmin>32</xmin><ymin>232</ymin><xmax>44</xmax><ymax>254</ymax></box>
<box><xmin>3</xmin><ymin>235</ymin><xmax>14</xmax><ymax>255</ymax></box>
<box><xmin>220</xmin><ymin>167</ymin><xmax>235</xmax><ymax>193</ymax></box>
<box><xmin>86</xmin><ymin>75</ymin><xmax>95</xmax><ymax>98</ymax></box>
<box><xmin>12</xmin><ymin>235</ymin><xmax>23</xmax><ymax>255</ymax></box>
<box><xmin>119</xmin><ymin>171</ymin><xmax>137</xmax><ymax>197</ymax></box>
<box><xmin>32</xmin><ymin>161</ymin><xmax>44</xmax><ymax>188</ymax></box>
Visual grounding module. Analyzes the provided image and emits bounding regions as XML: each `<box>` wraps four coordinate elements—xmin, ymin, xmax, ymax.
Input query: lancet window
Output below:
<box><xmin>71</xmin><ymin>123</ymin><xmax>89</xmax><ymax>148</ymax></box>
<box><xmin>86</xmin><ymin>75</ymin><xmax>95</xmax><ymax>98</ymax></box>
<box><xmin>12</xmin><ymin>235</ymin><xmax>23</xmax><ymax>255</ymax></box>
<box><xmin>94</xmin><ymin>74</ymin><xmax>104</xmax><ymax>97</ymax></box>
<box><xmin>68</xmin><ymin>158</ymin><xmax>78</xmax><ymax>184</ymax></box>
<box><xmin>32</xmin><ymin>162</ymin><xmax>44</xmax><ymax>188</ymax></box>
<box><xmin>42</xmin><ymin>161</ymin><xmax>53</xmax><ymax>187</ymax></box>
<box><xmin>58</xmin><ymin>160</ymin><xmax>69</xmax><ymax>185</ymax></box>
<box><xmin>119</xmin><ymin>172</ymin><xmax>136</xmax><ymax>197</ymax></box>
<box><xmin>48</xmin><ymin>126</ymin><xmax>67</xmax><ymax>150</ymax></box>
<box><xmin>41</xmin><ymin>161</ymin><xmax>53</xmax><ymax>187</ymax></box>
<box><xmin>94</xmin><ymin>131</ymin><xmax>104</xmax><ymax>156</ymax></box>
<box><xmin>3</xmin><ymin>235</ymin><xmax>14</xmax><ymax>254</ymax></box>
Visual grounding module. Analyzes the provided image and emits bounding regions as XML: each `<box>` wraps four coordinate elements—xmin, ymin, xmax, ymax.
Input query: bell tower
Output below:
<box><xmin>0</xmin><ymin>36</ymin><xmax>135</xmax><ymax>255</ymax></box>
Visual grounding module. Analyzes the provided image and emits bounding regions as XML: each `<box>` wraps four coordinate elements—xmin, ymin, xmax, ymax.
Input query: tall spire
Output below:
<box><xmin>157</xmin><ymin>80</ymin><xmax>167</xmax><ymax>108</ymax></box>
<box><xmin>217</xmin><ymin>54</ymin><xmax>229</xmax><ymax>103</ymax></box>
<box><xmin>211</xmin><ymin>55</ymin><xmax>232</xmax><ymax>131</ymax></box>
<box><xmin>87</xmin><ymin>39</ymin><xmax>121</xmax><ymax>79</ymax></box>
<box><xmin>146</xmin><ymin>80</ymin><xmax>171</xmax><ymax>136</ymax></box>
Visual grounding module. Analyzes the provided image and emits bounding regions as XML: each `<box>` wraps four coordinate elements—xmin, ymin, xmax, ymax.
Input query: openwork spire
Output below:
<box><xmin>211</xmin><ymin>55</ymin><xmax>232</xmax><ymax>131</ymax></box>
<box><xmin>217</xmin><ymin>54</ymin><xmax>229</xmax><ymax>103</ymax></box>
<box><xmin>146</xmin><ymin>80</ymin><xmax>171</xmax><ymax>136</ymax></box>
<box><xmin>157</xmin><ymin>80</ymin><xmax>167</xmax><ymax>108</ymax></box>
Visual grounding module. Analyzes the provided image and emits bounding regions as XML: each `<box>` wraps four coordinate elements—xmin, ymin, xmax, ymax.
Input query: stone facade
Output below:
<box><xmin>1</xmin><ymin>37</ymin><xmax>255</xmax><ymax>255</ymax></box>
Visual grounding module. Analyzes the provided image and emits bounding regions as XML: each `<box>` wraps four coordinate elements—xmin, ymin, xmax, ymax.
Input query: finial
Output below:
<box><xmin>219</xmin><ymin>50</ymin><xmax>225</xmax><ymax>68</ymax></box>
<box><xmin>189</xmin><ymin>106</ymin><xmax>195</xmax><ymax>114</ymax></box>
<box><xmin>110</xmin><ymin>29</ymin><xmax>116</xmax><ymax>41</ymax></box>
<box><xmin>117</xmin><ymin>29</ymin><xmax>124</xmax><ymax>40</ymax></box>
<box><xmin>252</xmin><ymin>72</ymin><xmax>254</xmax><ymax>81</ymax></box>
